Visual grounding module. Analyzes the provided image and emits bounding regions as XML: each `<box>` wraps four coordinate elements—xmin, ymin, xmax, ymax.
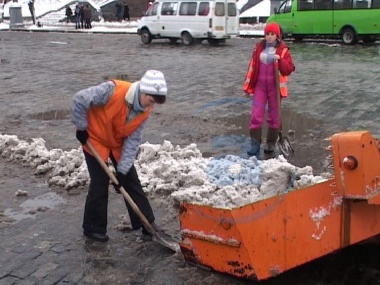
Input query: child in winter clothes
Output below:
<box><xmin>243</xmin><ymin>22</ymin><xmax>295</xmax><ymax>157</ymax></box>
<box><xmin>71</xmin><ymin>70</ymin><xmax>167</xmax><ymax>242</ymax></box>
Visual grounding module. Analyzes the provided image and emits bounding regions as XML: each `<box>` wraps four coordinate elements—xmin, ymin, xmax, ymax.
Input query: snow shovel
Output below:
<box><xmin>274</xmin><ymin>60</ymin><xmax>294</xmax><ymax>161</ymax></box>
<box><xmin>86</xmin><ymin>141</ymin><xmax>180</xmax><ymax>253</ymax></box>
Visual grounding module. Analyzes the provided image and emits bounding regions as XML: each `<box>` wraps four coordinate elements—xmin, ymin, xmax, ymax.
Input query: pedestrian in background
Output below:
<box><xmin>115</xmin><ymin>2</ymin><xmax>122</xmax><ymax>21</ymax></box>
<box><xmin>65</xmin><ymin>5</ymin><xmax>72</xmax><ymax>23</ymax></box>
<box><xmin>79</xmin><ymin>4</ymin><xmax>85</xmax><ymax>29</ymax></box>
<box><xmin>83</xmin><ymin>4</ymin><xmax>92</xmax><ymax>29</ymax></box>
<box><xmin>74</xmin><ymin>4</ymin><xmax>81</xmax><ymax>29</ymax></box>
<box><xmin>71</xmin><ymin>70</ymin><xmax>167</xmax><ymax>242</ymax></box>
<box><xmin>243</xmin><ymin>22</ymin><xmax>295</xmax><ymax>158</ymax></box>
<box><xmin>123</xmin><ymin>3</ymin><xmax>130</xmax><ymax>21</ymax></box>
<box><xmin>0</xmin><ymin>3</ymin><xmax>4</xmax><ymax>23</ymax></box>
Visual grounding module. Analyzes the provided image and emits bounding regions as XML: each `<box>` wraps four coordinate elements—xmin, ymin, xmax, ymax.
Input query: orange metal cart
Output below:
<box><xmin>179</xmin><ymin>131</ymin><xmax>380</xmax><ymax>281</ymax></box>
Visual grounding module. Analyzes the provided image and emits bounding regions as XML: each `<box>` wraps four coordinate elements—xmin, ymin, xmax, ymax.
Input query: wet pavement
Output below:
<box><xmin>0</xmin><ymin>31</ymin><xmax>380</xmax><ymax>284</ymax></box>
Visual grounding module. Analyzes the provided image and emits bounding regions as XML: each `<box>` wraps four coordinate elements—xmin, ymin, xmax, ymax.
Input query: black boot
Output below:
<box><xmin>83</xmin><ymin>231</ymin><xmax>109</xmax><ymax>242</ymax></box>
<box><xmin>264</xmin><ymin>128</ymin><xmax>279</xmax><ymax>154</ymax></box>
<box><xmin>247</xmin><ymin>128</ymin><xmax>262</xmax><ymax>157</ymax></box>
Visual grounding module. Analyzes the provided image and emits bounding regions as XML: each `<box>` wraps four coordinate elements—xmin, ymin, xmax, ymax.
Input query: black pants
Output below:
<box><xmin>83</xmin><ymin>150</ymin><xmax>155</xmax><ymax>234</ymax></box>
<box><xmin>85</xmin><ymin>19</ymin><xmax>92</xmax><ymax>29</ymax></box>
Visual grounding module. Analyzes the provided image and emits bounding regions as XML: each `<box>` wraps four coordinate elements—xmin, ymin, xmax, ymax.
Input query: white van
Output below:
<box><xmin>137</xmin><ymin>0</ymin><xmax>239</xmax><ymax>45</ymax></box>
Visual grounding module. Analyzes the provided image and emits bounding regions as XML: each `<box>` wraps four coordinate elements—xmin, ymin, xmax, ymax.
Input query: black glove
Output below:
<box><xmin>111</xmin><ymin>182</ymin><xmax>121</xmax><ymax>193</ymax></box>
<box><xmin>112</xmin><ymin>172</ymin><xmax>127</xmax><ymax>194</ymax></box>
<box><xmin>76</xmin><ymin>130</ymin><xmax>89</xmax><ymax>145</ymax></box>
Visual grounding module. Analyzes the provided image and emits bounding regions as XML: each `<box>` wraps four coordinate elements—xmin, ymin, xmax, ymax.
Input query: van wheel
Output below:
<box><xmin>181</xmin><ymin>32</ymin><xmax>194</xmax><ymax>45</ymax></box>
<box><xmin>141</xmin><ymin>29</ymin><xmax>152</xmax><ymax>44</ymax></box>
<box><xmin>341</xmin><ymin>28</ymin><xmax>357</xmax><ymax>45</ymax></box>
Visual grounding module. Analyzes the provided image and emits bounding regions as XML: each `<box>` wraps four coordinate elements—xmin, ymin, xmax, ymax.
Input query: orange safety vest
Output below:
<box><xmin>278</xmin><ymin>48</ymin><xmax>289</xmax><ymax>98</ymax></box>
<box><xmin>243</xmin><ymin>47</ymin><xmax>290</xmax><ymax>98</ymax></box>
<box><xmin>82</xmin><ymin>80</ymin><xmax>151</xmax><ymax>162</ymax></box>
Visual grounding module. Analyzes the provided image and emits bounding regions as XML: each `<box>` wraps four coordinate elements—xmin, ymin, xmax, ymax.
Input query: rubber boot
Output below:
<box><xmin>264</xmin><ymin>128</ymin><xmax>279</xmax><ymax>154</ymax></box>
<box><xmin>247</xmin><ymin>128</ymin><xmax>262</xmax><ymax>157</ymax></box>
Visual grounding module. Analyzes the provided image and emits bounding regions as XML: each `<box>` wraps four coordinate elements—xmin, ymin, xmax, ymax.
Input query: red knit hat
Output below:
<box><xmin>264</xmin><ymin>22</ymin><xmax>281</xmax><ymax>39</ymax></box>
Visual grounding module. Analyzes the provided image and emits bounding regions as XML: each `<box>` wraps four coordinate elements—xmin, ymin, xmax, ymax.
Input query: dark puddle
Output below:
<box><xmin>205</xmin><ymin>108</ymin><xmax>331</xmax><ymax>174</ymax></box>
<box><xmin>4</xmin><ymin>192</ymin><xmax>66</xmax><ymax>222</ymax></box>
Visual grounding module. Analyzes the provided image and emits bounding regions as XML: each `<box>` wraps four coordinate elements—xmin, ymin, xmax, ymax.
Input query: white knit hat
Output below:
<box><xmin>139</xmin><ymin>70</ymin><xmax>167</xmax><ymax>96</ymax></box>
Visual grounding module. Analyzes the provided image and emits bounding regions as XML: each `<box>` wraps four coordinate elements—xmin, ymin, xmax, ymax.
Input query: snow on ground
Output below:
<box><xmin>0</xmin><ymin>134</ymin><xmax>328</xmax><ymax>210</ymax></box>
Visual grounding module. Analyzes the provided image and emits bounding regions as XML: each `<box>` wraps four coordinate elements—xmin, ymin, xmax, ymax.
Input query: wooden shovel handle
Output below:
<box><xmin>274</xmin><ymin>59</ymin><xmax>281</xmax><ymax>123</ymax></box>
<box><xmin>85</xmin><ymin>141</ymin><xmax>156</xmax><ymax>236</ymax></box>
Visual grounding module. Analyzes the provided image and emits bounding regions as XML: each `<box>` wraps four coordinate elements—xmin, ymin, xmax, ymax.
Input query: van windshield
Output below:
<box><xmin>145</xmin><ymin>3</ymin><xmax>158</xmax><ymax>16</ymax></box>
<box><xmin>278</xmin><ymin>0</ymin><xmax>292</xmax><ymax>13</ymax></box>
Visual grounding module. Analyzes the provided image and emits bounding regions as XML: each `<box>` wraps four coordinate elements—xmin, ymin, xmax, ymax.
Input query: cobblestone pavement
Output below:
<box><xmin>0</xmin><ymin>31</ymin><xmax>380</xmax><ymax>285</ymax></box>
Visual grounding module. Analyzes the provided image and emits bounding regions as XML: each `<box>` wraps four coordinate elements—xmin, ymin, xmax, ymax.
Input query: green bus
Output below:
<box><xmin>267</xmin><ymin>0</ymin><xmax>380</xmax><ymax>44</ymax></box>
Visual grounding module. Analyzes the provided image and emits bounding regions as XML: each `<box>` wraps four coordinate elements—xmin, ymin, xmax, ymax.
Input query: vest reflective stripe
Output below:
<box><xmin>243</xmin><ymin>58</ymin><xmax>255</xmax><ymax>94</ymax></box>
<box><xmin>279</xmin><ymin>76</ymin><xmax>288</xmax><ymax>98</ymax></box>
<box><xmin>279</xmin><ymin>48</ymin><xmax>289</xmax><ymax>98</ymax></box>
<box><xmin>83</xmin><ymin>80</ymin><xmax>151</xmax><ymax>162</ymax></box>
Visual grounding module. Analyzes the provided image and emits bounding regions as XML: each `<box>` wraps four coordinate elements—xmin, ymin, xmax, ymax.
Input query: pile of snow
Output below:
<box><xmin>136</xmin><ymin>141</ymin><xmax>327</xmax><ymax>208</ymax></box>
<box><xmin>0</xmin><ymin>134</ymin><xmax>328</xmax><ymax>209</ymax></box>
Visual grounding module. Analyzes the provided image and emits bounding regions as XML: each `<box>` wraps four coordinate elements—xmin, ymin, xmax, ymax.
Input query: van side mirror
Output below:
<box><xmin>274</xmin><ymin>7</ymin><xmax>278</xmax><ymax>13</ymax></box>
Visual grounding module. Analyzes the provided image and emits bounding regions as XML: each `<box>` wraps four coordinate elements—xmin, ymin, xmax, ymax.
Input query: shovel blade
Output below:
<box><xmin>277</xmin><ymin>137</ymin><xmax>294</xmax><ymax>161</ymax></box>
<box><xmin>152</xmin><ymin>232</ymin><xmax>180</xmax><ymax>252</ymax></box>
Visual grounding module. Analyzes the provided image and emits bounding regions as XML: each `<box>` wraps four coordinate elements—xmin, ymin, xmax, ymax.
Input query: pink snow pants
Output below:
<box><xmin>250</xmin><ymin>61</ymin><xmax>280</xmax><ymax>130</ymax></box>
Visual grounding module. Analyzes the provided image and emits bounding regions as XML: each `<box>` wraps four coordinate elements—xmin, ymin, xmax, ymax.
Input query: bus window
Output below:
<box><xmin>299</xmin><ymin>0</ymin><xmax>314</xmax><ymax>10</ymax></box>
<box><xmin>336</xmin><ymin>0</ymin><xmax>352</xmax><ymax>8</ymax></box>
<box><xmin>333</xmin><ymin>0</ymin><xmax>343</xmax><ymax>9</ymax></box>
<box><xmin>373</xmin><ymin>0</ymin><xmax>380</xmax><ymax>7</ymax></box>
<box><xmin>353</xmin><ymin>0</ymin><xmax>369</xmax><ymax>7</ymax></box>
<box><xmin>161</xmin><ymin>2</ymin><xmax>178</xmax><ymax>15</ymax></box>
<box><xmin>180</xmin><ymin>2</ymin><xmax>197</xmax><ymax>15</ymax></box>
<box><xmin>228</xmin><ymin>3</ymin><xmax>237</xmax><ymax>16</ymax></box>
<box><xmin>315</xmin><ymin>0</ymin><xmax>332</xmax><ymax>9</ymax></box>
<box><xmin>215</xmin><ymin>2</ymin><xmax>225</xmax><ymax>16</ymax></box>
<box><xmin>198</xmin><ymin>2</ymin><xmax>210</xmax><ymax>15</ymax></box>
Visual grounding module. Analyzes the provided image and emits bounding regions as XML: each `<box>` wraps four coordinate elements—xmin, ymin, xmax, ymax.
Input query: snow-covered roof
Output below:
<box><xmin>237</xmin><ymin>0</ymin><xmax>249</xmax><ymax>10</ymax></box>
<box><xmin>239</xmin><ymin>0</ymin><xmax>271</xmax><ymax>18</ymax></box>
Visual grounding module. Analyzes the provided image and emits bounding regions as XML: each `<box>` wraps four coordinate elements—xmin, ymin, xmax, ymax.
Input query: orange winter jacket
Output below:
<box><xmin>83</xmin><ymin>80</ymin><xmax>151</xmax><ymax>162</ymax></box>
